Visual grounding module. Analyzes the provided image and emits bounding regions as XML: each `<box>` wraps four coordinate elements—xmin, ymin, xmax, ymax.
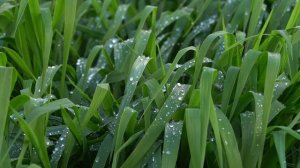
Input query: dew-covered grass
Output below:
<box><xmin>1</xmin><ymin>0</ymin><xmax>300</xmax><ymax>167</ymax></box>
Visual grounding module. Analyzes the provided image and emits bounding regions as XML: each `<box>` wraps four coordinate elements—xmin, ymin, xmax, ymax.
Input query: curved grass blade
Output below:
<box><xmin>82</xmin><ymin>83</ymin><xmax>109</xmax><ymax>126</ymax></box>
<box><xmin>112</xmin><ymin>107</ymin><xmax>137</xmax><ymax>168</ymax></box>
<box><xmin>26</xmin><ymin>98</ymin><xmax>74</xmax><ymax>122</ymax></box>
<box><xmin>15</xmin><ymin>113</ymin><xmax>51</xmax><ymax>168</ymax></box>
<box><xmin>3</xmin><ymin>47</ymin><xmax>35</xmax><ymax>79</ymax></box>
<box><xmin>230</xmin><ymin>50</ymin><xmax>261</xmax><ymax>119</ymax></box>
<box><xmin>34</xmin><ymin>65</ymin><xmax>61</xmax><ymax>97</ymax></box>
<box><xmin>120</xmin><ymin>56</ymin><xmax>150</xmax><ymax>113</ymax></box>
<box><xmin>192</xmin><ymin>31</ymin><xmax>227</xmax><ymax>88</ymax></box>
<box><xmin>121</xmin><ymin>84</ymin><xmax>190</xmax><ymax>167</ymax></box>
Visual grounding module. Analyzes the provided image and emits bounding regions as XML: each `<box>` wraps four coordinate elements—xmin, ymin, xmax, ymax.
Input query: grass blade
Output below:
<box><xmin>161</xmin><ymin>121</ymin><xmax>183</xmax><ymax>168</ymax></box>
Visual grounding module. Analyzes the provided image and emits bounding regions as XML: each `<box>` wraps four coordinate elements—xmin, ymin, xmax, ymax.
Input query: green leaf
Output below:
<box><xmin>161</xmin><ymin>121</ymin><xmax>183</xmax><ymax>168</ymax></box>
<box><xmin>0</xmin><ymin>67</ymin><xmax>14</xmax><ymax>168</ymax></box>
<box><xmin>121</xmin><ymin>84</ymin><xmax>190</xmax><ymax>167</ymax></box>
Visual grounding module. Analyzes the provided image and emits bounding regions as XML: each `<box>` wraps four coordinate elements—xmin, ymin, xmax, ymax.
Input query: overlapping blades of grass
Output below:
<box><xmin>122</xmin><ymin>84</ymin><xmax>190</xmax><ymax>167</ymax></box>
<box><xmin>1</xmin><ymin>0</ymin><xmax>300</xmax><ymax>167</ymax></box>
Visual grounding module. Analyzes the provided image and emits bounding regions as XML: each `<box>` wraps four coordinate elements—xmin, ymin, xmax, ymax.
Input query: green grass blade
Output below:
<box><xmin>0</xmin><ymin>67</ymin><xmax>13</xmax><ymax>168</ymax></box>
<box><xmin>102</xmin><ymin>4</ymin><xmax>129</xmax><ymax>42</ymax></box>
<box><xmin>26</xmin><ymin>98</ymin><xmax>74</xmax><ymax>122</ymax></box>
<box><xmin>3</xmin><ymin>47</ymin><xmax>35</xmax><ymax>79</ymax></box>
<box><xmin>121</xmin><ymin>84</ymin><xmax>190</xmax><ymax>167</ymax></box>
<box><xmin>286</xmin><ymin>0</ymin><xmax>300</xmax><ymax>29</ymax></box>
<box><xmin>15</xmin><ymin>113</ymin><xmax>51</xmax><ymax>168</ymax></box>
<box><xmin>120</xmin><ymin>56</ymin><xmax>150</xmax><ymax>113</ymax></box>
<box><xmin>92</xmin><ymin>134</ymin><xmax>113</xmax><ymax>168</ymax></box>
<box><xmin>82</xmin><ymin>83</ymin><xmax>109</xmax><ymax>126</ymax></box>
<box><xmin>221</xmin><ymin>66</ymin><xmax>239</xmax><ymax>114</ymax></box>
<box><xmin>161</xmin><ymin>121</ymin><xmax>183</xmax><ymax>168</ymax></box>
<box><xmin>216</xmin><ymin>108</ymin><xmax>243</xmax><ymax>168</ymax></box>
<box><xmin>113</xmin><ymin>107</ymin><xmax>137</xmax><ymax>168</ymax></box>
<box><xmin>60</xmin><ymin>0</ymin><xmax>77</xmax><ymax>97</ymax></box>
<box><xmin>230</xmin><ymin>50</ymin><xmax>261</xmax><ymax>118</ymax></box>
<box><xmin>273</xmin><ymin>131</ymin><xmax>287</xmax><ymax>168</ymax></box>
<box><xmin>185</xmin><ymin>108</ymin><xmax>201</xmax><ymax>168</ymax></box>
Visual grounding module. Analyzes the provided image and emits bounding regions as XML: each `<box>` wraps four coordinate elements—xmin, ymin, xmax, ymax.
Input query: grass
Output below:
<box><xmin>0</xmin><ymin>0</ymin><xmax>300</xmax><ymax>167</ymax></box>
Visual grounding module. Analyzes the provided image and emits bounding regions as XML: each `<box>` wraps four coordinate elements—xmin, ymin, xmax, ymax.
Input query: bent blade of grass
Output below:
<box><xmin>3</xmin><ymin>47</ymin><xmax>35</xmax><ymax>79</ymax></box>
<box><xmin>15</xmin><ymin>113</ymin><xmax>51</xmax><ymax>168</ymax></box>
<box><xmin>112</xmin><ymin>107</ymin><xmax>137</xmax><ymax>168</ymax></box>
<box><xmin>141</xmin><ymin>46</ymin><xmax>196</xmax><ymax>118</ymax></box>
<box><xmin>26</xmin><ymin>98</ymin><xmax>74</xmax><ymax>122</ymax></box>
<box><xmin>133</xmin><ymin>30</ymin><xmax>151</xmax><ymax>57</ymax></box>
<box><xmin>120</xmin><ymin>56</ymin><xmax>150</xmax><ymax>113</ymax></box>
<box><xmin>0</xmin><ymin>67</ymin><xmax>13</xmax><ymax>168</ymax></box>
<box><xmin>34</xmin><ymin>65</ymin><xmax>61</xmax><ymax>97</ymax></box>
<box><xmin>262</xmin><ymin>52</ymin><xmax>281</xmax><ymax>132</ymax></box>
<box><xmin>121</xmin><ymin>84</ymin><xmax>190</xmax><ymax>168</ymax></box>
<box><xmin>169</xmin><ymin>59</ymin><xmax>195</xmax><ymax>90</ymax></box>
<box><xmin>60</xmin><ymin>0</ymin><xmax>77</xmax><ymax>97</ymax></box>
<box><xmin>268</xmin><ymin>126</ymin><xmax>300</xmax><ymax>140</ymax></box>
<box><xmin>230</xmin><ymin>50</ymin><xmax>261</xmax><ymax>119</ymax></box>
<box><xmin>186</xmin><ymin>67</ymin><xmax>217</xmax><ymax>168</ymax></box>
<box><xmin>252</xmin><ymin>53</ymin><xmax>280</xmax><ymax>168</ymax></box>
<box><xmin>80</xmin><ymin>45</ymin><xmax>101</xmax><ymax>88</ymax></box>
<box><xmin>193</xmin><ymin>31</ymin><xmax>227</xmax><ymax>88</ymax></box>
<box><xmin>161</xmin><ymin>121</ymin><xmax>183</xmax><ymax>168</ymax></box>
<box><xmin>82</xmin><ymin>83</ymin><xmax>109</xmax><ymax>126</ymax></box>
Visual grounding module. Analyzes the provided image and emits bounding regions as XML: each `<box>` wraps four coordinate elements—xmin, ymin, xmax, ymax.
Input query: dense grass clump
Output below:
<box><xmin>1</xmin><ymin>0</ymin><xmax>300</xmax><ymax>167</ymax></box>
